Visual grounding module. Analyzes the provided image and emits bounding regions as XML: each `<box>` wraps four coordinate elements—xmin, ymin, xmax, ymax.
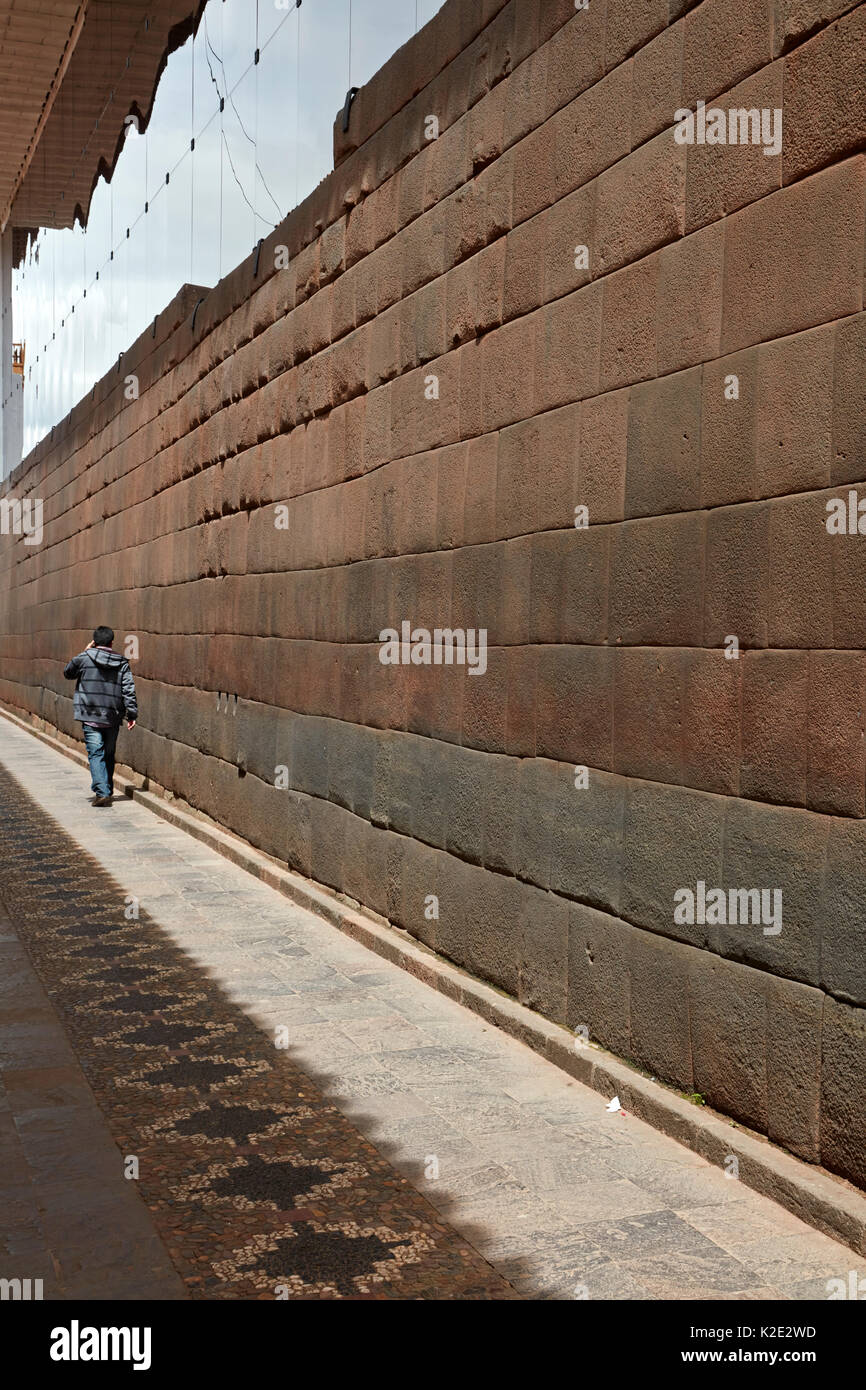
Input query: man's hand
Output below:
<box><xmin>85</xmin><ymin>640</ymin><xmax>95</xmax><ymax>649</ymax></box>
<box><xmin>127</xmin><ymin>719</ymin><xmax>136</xmax><ymax>730</ymax></box>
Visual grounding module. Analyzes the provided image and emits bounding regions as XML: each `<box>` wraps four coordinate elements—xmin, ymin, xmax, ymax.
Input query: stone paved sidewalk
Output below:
<box><xmin>0</xmin><ymin>713</ymin><xmax>863</xmax><ymax>1300</ymax></box>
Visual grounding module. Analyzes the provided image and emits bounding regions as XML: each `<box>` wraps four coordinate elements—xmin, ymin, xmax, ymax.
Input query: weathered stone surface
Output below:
<box><xmin>821</xmin><ymin>998</ymin><xmax>866</xmax><ymax>1189</ymax></box>
<box><xmin>1</xmin><ymin>0</ymin><xmax>863</xmax><ymax>1195</ymax></box>
<box><xmin>566</xmin><ymin>901</ymin><xmax>632</xmax><ymax>1058</ymax></box>
<box><xmin>621</xmin><ymin>782</ymin><xmax>725</xmax><ymax>950</ymax></box>
<box><xmin>820</xmin><ymin>820</ymin><xmax>866</xmax><ymax>1007</ymax></box>
<box><xmin>766</xmin><ymin>975</ymin><xmax>822</xmax><ymax>1163</ymax></box>
<box><xmin>516</xmin><ymin>880</ymin><xmax>568</xmax><ymax>1025</ymax></box>
<box><xmin>550</xmin><ymin>767</ymin><xmax>625</xmax><ymax>916</ymax></box>
<box><xmin>689</xmin><ymin>951</ymin><xmax>768</xmax><ymax>1134</ymax></box>
<box><xmin>630</xmin><ymin>927</ymin><xmax>695</xmax><ymax>1089</ymax></box>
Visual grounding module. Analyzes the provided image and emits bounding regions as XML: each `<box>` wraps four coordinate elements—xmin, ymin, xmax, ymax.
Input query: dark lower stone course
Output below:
<box><xmin>3</xmin><ymin>694</ymin><xmax>865</xmax><ymax>1191</ymax></box>
<box><xmin>33</xmin><ymin>681</ymin><xmax>854</xmax><ymax>1004</ymax></box>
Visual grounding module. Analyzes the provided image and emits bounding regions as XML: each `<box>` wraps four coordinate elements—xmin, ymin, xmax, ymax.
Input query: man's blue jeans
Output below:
<box><xmin>83</xmin><ymin>724</ymin><xmax>119</xmax><ymax>798</ymax></box>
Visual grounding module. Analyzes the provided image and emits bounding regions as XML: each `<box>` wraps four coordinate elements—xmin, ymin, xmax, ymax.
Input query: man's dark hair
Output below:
<box><xmin>93</xmin><ymin>626</ymin><xmax>114</xmax><ymax>648</ymax></box>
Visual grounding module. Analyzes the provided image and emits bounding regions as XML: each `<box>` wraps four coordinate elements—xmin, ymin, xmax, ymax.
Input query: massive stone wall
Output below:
<box><xmin>1</xmin><ymin>0</ymin><xmax>865</xmax><ymax>1187</ymax></box>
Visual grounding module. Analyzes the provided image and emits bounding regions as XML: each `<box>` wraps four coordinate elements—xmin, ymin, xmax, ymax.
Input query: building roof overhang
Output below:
<box><xmin>1</xmin><ymin>0</ymin><xmax>201</xmax><ymax>260</ymax></box>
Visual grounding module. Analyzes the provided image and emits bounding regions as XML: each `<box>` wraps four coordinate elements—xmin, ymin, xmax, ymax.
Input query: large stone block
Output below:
<box><xmin>703</xmin><ymin>501</ymin><xmax>769</xmax><ymax>649</ymax></box>
<box><xmin>327</xmin><ymin>719</ymin><xmax>376</xmax><ymax>820</ymax></box>
<box><xmin>398</xmin><ymin>837</ymin><xmax>440</xmax><ymax>949</ymax></box>
<box><xmin>579</xmin><ymin>389</ymin><xmax>628</xmax><ymax>522</ymax></box>
<box><xmin>442</xmin><ymin>742</ymin><xmax>488</xmax><ymax>864</ymax></box>
<box><xmin>341</xmin><ymin>810</ymin><xmax>372</xmax><ymax>909</ymax></box>
<box><xmin>609</xmin><ymin>512</ymin><xmax>705</xmax><ymax>646</ymax></box>
<box><xmin>656</xmin><ymin>221</ymin><xmax>723</xmax><ymax>374</ymax></box>
<box><xmin>613</xmin><ymin>646</ymin><xmax>684</xmax><ymax>785</ymax></box>
<box><xmin>505</xmin><ymin>645</ymin><xmax>537</xmax><ymax>757</ymax></box>
<box><xmin>464</xmin><ymin>433</ymin><xmax>497</xmax><ymax>547</ymax></box>
<box><xmin>517</xmin><ymin>880</ymin><xmax>568</xmax><ymax>1025</ymax></box>
<box><xmin>820</xmin><ymin>997</ymin><xmax>866</xmax><ymax>1189</ymax></box>
<box><xmin>433</xmin><ymin>850</ymin><xmax>480</xmax><ymax>973</ymax></box>
<box><xmin>550</xmin><ymin>767</ymin><xmax>625</xmax><ymax>915</ymax></box>
<box><xmin>622</xmin><ymin>780</ymin><xmax>726</xmax><ymax>949</ymax></box>
<box><xmin>291</xmin><ymin>715</ymin><xmax>331</xmax><ymax>798</ymax></box>
<box><xmin>534</xmin><ymin>282</ymin><xmax>602</xmax><ymax>414</ymax></box>
<box><xmin>783</xmin><ymin>7</ymin><xmax>866</xmax><ymax>184</ymax></box>
<box><xmin>682</xmin><ymin>0</ymin><xmax>773</xmax><ymax>108</ymax></box>
<box><xmin>309</xmin><ymin>796</ymin><xmax>347</xmax><ymax>893</ymax></box>
<box><xmin>364</xmin><ymin>824</ymin><xmax>406</xmax><ymax>923</ymax></box>
<box><xmin>740</xmin><ymin>649</ymin><xmax>808</xmax><ymax>806</ymax></box>
<box><xmin>544</xmin><ymin>0</ymin><xmax>605</xmax><ymax>109</ymax></box>
<box><xmin>767</xmin><ymin>494</ymin><xmax>834</xmax><ymax>648</ymax></box>
<box><xmin>461</xmin><ymin>643</ymin><xmax>509</xmax><ymax>753</ymax></box>
<box><xmin>448</xmin><ymin>858</ymin><xmax>521</xmax><ymax>997</ymax></box>
<box><xmin>626</xmin><ymin>367</ymin><xmax>702</xmax><ymax>519</ymax></box>
<box><xmin>720</xmin><ymin>798</ymin><xmax>826</xmax><ymax>988</ymax></box>
<box><xmin>721</xmin><ymin>157</ymin><xmax>865</xmax><ymax>353</ymax></box>
<box><xmin>535</xmin><ymin>645</ymin><xmax>614</xmax><ymax>770</ymax></box>
<box><xmin>509</xmin><ymin>755</ymin><xmax>560</xmax><ymax>893</ymax></box>
<box><xmin>684</xmin><ymin>62</ymin><xmax>782</xmax><ymax>234</ymax></box>
<box><xmin>496</xmin><ymin>417</ymin><xmax>543</xmax><ymax>539</ymax></box>
<box><xmin>234</xmin><ymin>699</ymin><xmax>283</xmax><ymax>783</ymax></box>
<box><xmin>631</xmin><ymin>17</ymin><xmax>683</xmax><ymax>144</ymax></box>
<box><xmin>806</xmin><ymin>651</ymin><xmax>866</xmax><ymax>819</ymax></box>
<box><xmin>596</xmin><ymin>131</ymin><xmax>686</xmax><ymax>275</ymax></box>
<box><xmin>542</xmin><ymin>182</ymin><xmax>596</xmax><ymax>305</ymax></box>
<box><xmin>689</xmin><ymin>949</ymin><xmax>768</xmax><ymax>1133</ymax></box>
<box><xmin>481</xmin><ymin>315</ymin><xmax>538</xmax><ymax>431</ymax></box>
<box><xmin>606</xmin><ymin>0</ymin><xmax>668</xmax><ymax>70</ymax></box>
<box><xmin>532</xmin><ymin>525</ymin><xmax>609</xmax><ymax>645</ymax></box>
<box><xmin>480</xmin><ymin>750</ymin><xmax>520</xmax><ymax>874</ymax></box>
<box><xmin>631</xmin><ymin>927</ymin><xmax>695</xmax><ymax>1089</ymax></box>
<box><xmin>681</xmin><ymin>648</ymin><xmax>742</xmax><ymax>796</ymax></box>
<box><xmin>242</xmin><ymin>773</ymin><xmax>296</xmax><ymax>864</ymax></box>
<box><xmin>766</xmin><ymin>975</ymin><xmax>822</xmax><ymax>1163</ymax></box>
<box><xmin>553</xmin><ymin>62</ymin><xmax>632</xmax><ymax>202</ymax></box>
<box><xmin>755</xmin><ymin>324</ymin><xmax>834</xmax><ymax>498</ymax></box>
<box><xmin>820</xmin><ymin>820</ymin><xmax>866</xmax><ymax>1006</ymax></box>
<box><xmin>831</xmin><ymin>485</ymin><xmax>866</xmax><ymax>650</ymax></box>
<box><xmin>503</xmin><ymin>211</ymin><xmax>546</xmax><ymax>320</ymax></box>
<box><xmin>831</xmin><ymin>312</ymin><xmax>866</xmax><ymax>486</ymax></box>
<box><xmin>451</xmin><ymin>540</ymin><xmax>504</xmax><ymax>632</ymax></box>
<box><xmin>511</xmin><ymin>114</ymin><xmax>557</xmax><ymax>226</ymax></box>
<box><xmin>566</xmin><ymin>901</ymin><xmax>631</xmax><ymax>1056</ymax></box>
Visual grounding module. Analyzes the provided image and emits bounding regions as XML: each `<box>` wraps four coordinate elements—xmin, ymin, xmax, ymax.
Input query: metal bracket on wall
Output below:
<box><xmin>190</xmin><ymin>298</ymin><xmax>206</xmax><ymax>333</ymax></box>
<box><xmin>342</xmin><ymin>87</ymin><xmax>360</xmax><ymax>133</ymax></box>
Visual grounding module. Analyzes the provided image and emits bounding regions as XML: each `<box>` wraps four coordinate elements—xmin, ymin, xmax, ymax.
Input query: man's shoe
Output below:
<box><xmin>93</xmin><ymin>796</ymin><xmax>113</xmax><ymax>807</ymax></box>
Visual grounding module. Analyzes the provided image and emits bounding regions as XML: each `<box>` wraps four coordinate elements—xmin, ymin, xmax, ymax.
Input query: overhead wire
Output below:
<box><xmin>14</xmin><ymin>0</ymin><xmax>307</xmax><ymax>448</ymax></box>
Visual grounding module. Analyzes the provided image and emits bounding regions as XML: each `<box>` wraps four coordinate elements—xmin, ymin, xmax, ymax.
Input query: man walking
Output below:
<box><xmin>63</xmin><ymin>626</ymin><xmax>137</xmax><ymax>806</ymax></box>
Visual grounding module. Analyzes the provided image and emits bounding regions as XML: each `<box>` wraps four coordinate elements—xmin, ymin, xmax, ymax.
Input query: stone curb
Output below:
<box><xmin>2</xmin><ymin>701</ymin><xmax>865</xmax><ymax>1259</ymax></box>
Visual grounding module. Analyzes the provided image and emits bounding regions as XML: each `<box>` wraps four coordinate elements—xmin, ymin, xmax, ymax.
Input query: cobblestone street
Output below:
<box><xmin>1</xmin><ymin>714</ymin><xmax>862</xmax><ymax>1301</ymax></box>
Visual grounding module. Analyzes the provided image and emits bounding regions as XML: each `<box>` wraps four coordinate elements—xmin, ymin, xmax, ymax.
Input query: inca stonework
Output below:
<box><xmin>1</xmin><ymin>0</ymin><xmax>864</xmax><ymax>1196</ymax></box>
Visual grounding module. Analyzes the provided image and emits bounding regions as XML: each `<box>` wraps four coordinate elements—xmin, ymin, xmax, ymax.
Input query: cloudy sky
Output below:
<box><xmin>14</xmin><ymin>0</ymin><xmax>441</xmax><ymax>454</ymax></box>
